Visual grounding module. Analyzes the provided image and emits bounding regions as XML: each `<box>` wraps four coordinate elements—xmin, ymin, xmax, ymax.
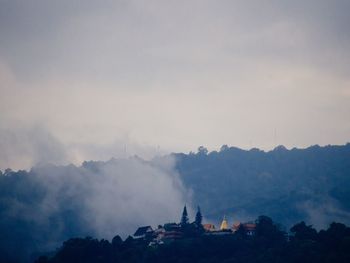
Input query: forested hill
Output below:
<box><xmin>36</xmin><ymin>219</ymin><xmax>350</xmax><ymax>263</ymax></box>
<box><xmin>1</xmin><ymin>143</ymin><xmax>350</xmax><ymax>262</ymax></box>
<box><xmin>174</xmin><ymin>143</ymin><xmax>350</xmax><ymax>228</ymax></box>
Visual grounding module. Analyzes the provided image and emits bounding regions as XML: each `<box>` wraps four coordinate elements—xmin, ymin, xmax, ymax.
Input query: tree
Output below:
<box><xmin>235</xmin><ymin>223</ymin><xmax>247</xmax><ymax>239</ymax></box>
<box><xmin>290</xmin><ymin>221</ymin><xmax>317</xmax><ymax>241</ymax></box>
<box><xmin>327</xmin><ymin>222</ymin><xmax>348</xmax><ymax>239</ymax></box>
<box><xmin>220</xmin><ymin>145</ymin><xmax>229</xmax><ymax>152</ymax></box>
<box><xmin>195</xmin><ymin>206</ymin><xmax>202</xmax><ymax>226</ymax></box>
<box><xmin>181</xmin><ymin>205</ymin><xmax>189</xmax><ymax>226</ymax></box>
<box><xmin>4</xmin><ymin>168</ymin><xmax>12</xmax><ymax>176</ymax></box>
<box><xmin>122</xmin><ymin>236</ymin><xmax>134</xmax><ymax>249</ymax></box>
<box><xmin>197</xmin><ymin>146</ymin><xmax>208</xmax><ymax>155</ymax></box>
<box><xmin>112</xmin><ymin>235</ymin><xmax>123</xmax><ymax>248</ymax></box>
<box><xmin>255</xmin><ymin>215</ymin><xmax>286</xmax><ymax>242</ymax></box>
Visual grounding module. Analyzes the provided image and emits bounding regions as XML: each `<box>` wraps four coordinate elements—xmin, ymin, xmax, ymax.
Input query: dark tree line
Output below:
<box><xmin>35</xmin><ymin>216</ymin><xmax>350</xmax><ymax>263</ymax></box>
<box><xmin>174</xmin><ymin>143</ymin><xmax>350</xmax><ymax>227</ymax></box>
<box><xmin>2</xmin><ymin>144</ymin><xmax>350</xmax><ymax>263</ymax></box>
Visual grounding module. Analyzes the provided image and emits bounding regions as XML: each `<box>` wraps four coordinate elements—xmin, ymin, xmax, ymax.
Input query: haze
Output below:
<box><xmin>1</xmin><ymin>0</ymin><xmax>350</xmax><ymax>169</ymax></box>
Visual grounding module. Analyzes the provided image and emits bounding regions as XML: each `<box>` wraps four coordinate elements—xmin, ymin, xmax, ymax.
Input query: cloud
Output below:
<box><xmin>298</xmin><ymin>197</ymin><xmax>350</xmax><ymax>229</ymax></box>
<box><xmin>0</xmin><ymin>1</ymin><xmax>350</xmax><ymax>154</ymax></box>
<box><xmin>0</xmin><ymin>121</ymin><xmax>170</xmax><ymax>170</ymax></box>
<box><xmin>0</xmin><ymin>124</ymin><xmax>68</xmax><ymax>170</ymax></box>
<box><xmin>33</xmin><ymin>156</ymin><xmax>190</xmax><ymax>238</ymax></box>
<box><xmin>0</xmin><ymin>156</ymin><xmax>192</xmax><ymax>261</ymax></box>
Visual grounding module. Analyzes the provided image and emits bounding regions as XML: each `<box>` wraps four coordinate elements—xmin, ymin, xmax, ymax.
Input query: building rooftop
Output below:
<box><xmin>134</xmin><ymin>226</ymin><xmax>153</xmax><ymax>237</ymax></box>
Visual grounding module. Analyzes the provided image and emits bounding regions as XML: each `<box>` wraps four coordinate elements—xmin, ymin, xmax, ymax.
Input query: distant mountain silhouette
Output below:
<box><xmin>174</xmin><ymin>143</ymin><xmax>350</xmax><ymax>228</ymax></box>
<box><xmin>1</xmin><ymin>143</ymin><xmax>350</xmax><ymax>262</ymax></box>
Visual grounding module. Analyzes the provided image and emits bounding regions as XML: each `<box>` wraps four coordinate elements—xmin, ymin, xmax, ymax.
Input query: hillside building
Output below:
<box><xmin>133</xmin><ymin>226</ymin><xmax>153</xmax><ymax>239</ymax></box>
<box><xmin>232</xmin><ymin>222</ymin><xmax>257</xmax><ymax>236</ymax></box>
<box><xmin>203</xmin><ymin>223</ymin><xmax>216</xmax><ymax>232</ymax></box>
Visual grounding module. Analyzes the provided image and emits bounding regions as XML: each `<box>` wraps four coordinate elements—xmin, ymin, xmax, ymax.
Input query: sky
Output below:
<box><xmin>1</xmin><ymin>0</ymin><xmax>350</xmax><ymax>169</ymax></box>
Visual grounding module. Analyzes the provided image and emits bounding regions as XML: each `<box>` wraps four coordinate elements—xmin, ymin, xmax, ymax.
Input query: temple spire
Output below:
<box><xmin>220</xmin><ymin>215</ymin><xmax>228</xmax><ymax>230</ymax></box>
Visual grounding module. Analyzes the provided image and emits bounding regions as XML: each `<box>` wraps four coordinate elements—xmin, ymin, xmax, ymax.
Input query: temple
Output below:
<box><xmin>132</xmin><ymin>207</ymin><xmax>257</xmax><ymax>246</ymax></box>
<box><xmin>220</xmin><ymin>215</ymin><xmax>228</xmax><ymax>230</ymax></box>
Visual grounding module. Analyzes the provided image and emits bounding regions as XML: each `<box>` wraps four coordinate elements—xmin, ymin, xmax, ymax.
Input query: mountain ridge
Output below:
<box><xmin>1</xmin><ymin>143</ymin><xmax>350</xmax><ymax>262</ymax></box>
<box><xmin>173</xmin><ymin>143</ymin><xmax>350</xmax><ymax>228</ymax></box>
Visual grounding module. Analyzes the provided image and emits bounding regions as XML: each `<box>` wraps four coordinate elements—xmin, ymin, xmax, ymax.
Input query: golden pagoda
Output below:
<box><xmin>220</xmin><ymin>215</ymin><xmax>228</xmax><ymax>230</ymax></box>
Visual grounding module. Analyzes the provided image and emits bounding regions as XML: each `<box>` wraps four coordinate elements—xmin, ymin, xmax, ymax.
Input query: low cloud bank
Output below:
<box><xmin>0</xmin><ymin>157</ymin><xmax>191</xmax><ymax>262</ymax></box>
<box><xmin>0</xmin><ymin>124</ymin><xmax>167</xmax><ymax>171</ymax></box>
<box><xmin>0</xmin><ymin>125</ymin><xmax>68</xmax><ymax>170</ymax></box>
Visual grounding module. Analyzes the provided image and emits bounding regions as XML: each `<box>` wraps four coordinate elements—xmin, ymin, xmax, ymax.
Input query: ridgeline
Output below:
<box><xmin>36</xmin><ymin>215</ymin><xmax>350</xmax><ymax>263</ymax></box>
<box><xmin>174</xmin><ymin>143</ymin><xmax>350</xmax><ymax>227</ymax></box>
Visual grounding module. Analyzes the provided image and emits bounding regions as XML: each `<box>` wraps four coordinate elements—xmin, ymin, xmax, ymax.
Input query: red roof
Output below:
<box><xmin>244</xmin><ymin>223</ymin><xmax>256</xmax><ymax>231</ymax></box>
<box><xmin>203</xmin><ymin>224</ymin><xmax>216</xmax><ymax>231</ymax></box>
<box><xmin>232</xmin><ymin>222</ymin><xmax>256</xmax><ymax>231</ymax></box>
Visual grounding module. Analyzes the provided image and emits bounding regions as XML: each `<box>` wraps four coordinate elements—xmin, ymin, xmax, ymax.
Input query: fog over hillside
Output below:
<box><xmin>1</xmin><ymin>1</ymin><xmax>350</xmax><ymax>262</ymax></box>
<box><xmin>0</xmin><ymin>157</ymin><xmax>191</xmax><ymax>262</ymax></box>
<box><xmin>174</xmin><ymin>144</ymin><xmax>350</xmax><ymax>229</ymax></box>
<box><xmin>1</xmin><ymin>144</ymin><xmax>350</xmax><ymax>262</ymax></box>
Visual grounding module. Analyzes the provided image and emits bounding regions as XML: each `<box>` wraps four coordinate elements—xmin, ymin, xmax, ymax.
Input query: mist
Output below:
<box><xmin>1</xmin><ymin>1</ymin><xmax>350</xmax><ymax>153</ymax></box>
<box><xmin>0</xmin><ymin>1</ymin><xmax>350</xmax><ymax>262</ymax></box>
<box><xmin>0</xmin><ymin>156</ymin><xmax>192</xmax><ymax>262</ymax></box>
<box><xmin>0</xmin><ymin>124</ymin><xmax>168</xmax><ymax>171</ymax></box>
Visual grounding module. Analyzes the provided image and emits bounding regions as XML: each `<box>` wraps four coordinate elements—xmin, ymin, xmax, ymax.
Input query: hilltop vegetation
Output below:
<box><xmin>175</xmin><ymin>144</ymin><xmax>350</xmax><ymax>227</ymax></box>
<box><xmin>36</xmin><ymin>216</ymin><xmax>350</xmax><ymax>263</ymax></box>
<box><xmin>1</xmin><ymin>143</ymin><xmax>350</xmax><ymax>262</ymax></box>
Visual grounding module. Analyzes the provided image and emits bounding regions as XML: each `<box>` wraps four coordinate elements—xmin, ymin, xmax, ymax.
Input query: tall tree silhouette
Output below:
<box><xmin>195</xmin><ymin>206</ymin><xmax>202</xmax><ymax>226</ymax></box>
<box><xmin>180</xmin><ymin>205</ymin><xmax>189</xmax><ymax>226</ymax></box>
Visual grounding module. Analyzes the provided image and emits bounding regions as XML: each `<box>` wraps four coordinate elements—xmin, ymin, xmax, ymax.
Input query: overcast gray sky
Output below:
<box><xmin>1</xmin><ymin>0</ymin><xmax>350</xmax><ymax>168</ymax></box>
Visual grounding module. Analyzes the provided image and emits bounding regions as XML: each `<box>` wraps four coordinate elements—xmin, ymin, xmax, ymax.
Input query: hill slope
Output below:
<box><xmin>174</xmin><ymin>144</ymin><xmax>350</xmax><ymax>228</ymax></box>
